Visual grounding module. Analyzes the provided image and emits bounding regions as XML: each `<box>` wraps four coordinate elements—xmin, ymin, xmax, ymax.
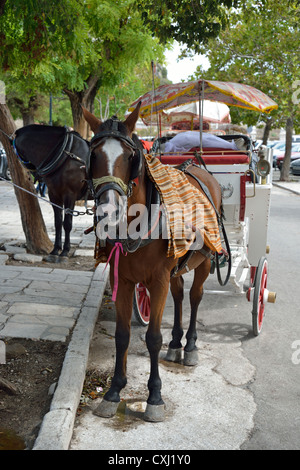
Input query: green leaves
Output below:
<box><xmin>137</xmin><ymin>0</ymin><xmax>239</xmax><ymax>50</ymax></box>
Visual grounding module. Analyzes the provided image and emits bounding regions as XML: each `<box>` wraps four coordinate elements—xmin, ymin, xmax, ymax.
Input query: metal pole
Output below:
<box><xmin>199</xmin><ymin>80</ymin><xmax>204</xmax><ymax>154</ymax></box>
<box><xmin>49</xmin><ymin>93</ymin><xmax>53</xmax><ymax>126</ymax></box>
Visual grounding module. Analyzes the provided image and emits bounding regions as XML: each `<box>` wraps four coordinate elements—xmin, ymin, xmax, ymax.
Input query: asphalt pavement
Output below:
<box><xmin>0</xmin><ymin>171</ymin><xmax>299</xmax><ymax>451</ymax></box>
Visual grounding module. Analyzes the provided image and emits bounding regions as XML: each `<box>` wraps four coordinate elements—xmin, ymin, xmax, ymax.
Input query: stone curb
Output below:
<box><xmin>33</xmin><ymin>264</ymin><xmax>110</xmax><ymax>451</ymax></box>
<box><xmin>272</xmin><ymin>182</ymin><xmax>300</xmax><ymax>196</ymax></box>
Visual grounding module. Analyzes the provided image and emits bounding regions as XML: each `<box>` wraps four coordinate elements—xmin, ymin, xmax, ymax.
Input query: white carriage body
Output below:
<box><xmin>157</xmin><ymin>137</ymin><xmax>273</xmax><ymax>294</ymax></box>
<box><xmin>199</xmin><ymin>145</ymin><xmax>273</xmax><ymax>293</ymax></box>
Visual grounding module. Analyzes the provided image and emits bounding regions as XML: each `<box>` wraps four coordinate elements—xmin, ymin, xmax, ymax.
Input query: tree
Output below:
<box><xmin>191</xmin><ymin>0</ymin><xmax>300</xmax><ymax>181</ymax></box>
<box><xmin>138</xmin><ymin>0</ymin><xmax>240</xmax><ymax>51</ymax></box>
<box><xmin>0</xmin><ymin>104</ymin><xmax>53</xmax><ymax>254</ymax></box>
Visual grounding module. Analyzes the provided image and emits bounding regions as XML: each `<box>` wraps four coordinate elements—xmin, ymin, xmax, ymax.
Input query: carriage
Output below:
<box><xmin>130</xmin><ymin>79</ymin><xmax>277</xmax><ymax>336</ymax></box>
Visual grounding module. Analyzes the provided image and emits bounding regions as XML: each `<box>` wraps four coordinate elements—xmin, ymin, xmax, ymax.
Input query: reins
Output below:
<box><xmin>0</xmin><ymin>127</ymin><xmax>15</xmax><ymax>143</ymax></box>
<box><xmin>0</xmin><ymin>175</ymin><xmax>94</xmax><ymax>217</ymax></box>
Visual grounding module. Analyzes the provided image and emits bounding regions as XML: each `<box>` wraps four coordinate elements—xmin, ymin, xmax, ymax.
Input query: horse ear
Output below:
<box><xmin>124</xmin><ymin>101</ymin><xmax>141</xmax><ymax>135</ymax></box>
<box><xmin>81</xmin><ymin>107</ymin><xmax>102</xmax><ymax>133</ymax></box>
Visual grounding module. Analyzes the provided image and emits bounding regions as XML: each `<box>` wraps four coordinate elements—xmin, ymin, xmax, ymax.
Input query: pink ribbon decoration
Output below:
<box><xmin>104</xmin><ymin>242</ymin><xmax>127</xmax><ymax>302</ymax></box>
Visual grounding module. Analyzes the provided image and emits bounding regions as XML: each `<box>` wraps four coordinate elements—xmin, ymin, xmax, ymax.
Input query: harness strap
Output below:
<box><xmin>35</xmin><ymin>132</ymin><xmax>73</xmax><ymax>177</ymax></box>
<box><xmin>91</xmin><ymin>130</ymin><xmax>136</xmax><ymax>152</ymax></box>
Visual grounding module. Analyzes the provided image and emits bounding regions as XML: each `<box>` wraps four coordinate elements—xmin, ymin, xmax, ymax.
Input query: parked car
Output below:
<box><xmin>276</xmin><ymin>144</ymin><xmax>300</xmax><ymax>169</ymax></box>
<box><xmin>291</xmin><ymin>158</ymin><xmax>300</xmax><ymax>176</ymax></box>
<box><xmin>272</xmin><ymin>141</ymin><xmax>286</xmax><ymax>156</ymax></box>
<box><xmin>0</xmin><ymin>145</ymin><xmax>10</xmax><ymax>180</ymax></box>
<box><xmin>267</xmin><ymin>140</ymin><xmax>280</xmax><ymax>148</ymax></box>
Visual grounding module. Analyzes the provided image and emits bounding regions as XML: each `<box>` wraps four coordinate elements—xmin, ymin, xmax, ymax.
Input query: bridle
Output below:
<box><xmin>90</xmin><ymin>118</ymin><xmax>143</xmax><ymax>201</ymax></box>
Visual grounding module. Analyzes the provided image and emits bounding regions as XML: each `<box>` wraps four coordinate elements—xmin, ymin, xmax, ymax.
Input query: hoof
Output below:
<box><xmin>58</xmin><ymin>256</ymin><xmax>68</xmax><ymax>263</ymax></box>
<box><xmin>144</xmin><ymin>403</ymin><xmax>166</xmax><ymax>422</ymax></box>
<box><xmin>93</xmin><ymin>399</ymin><xmax>119</xmax><ymax>418</ymax></box>
<box><xmin>164</xmin><ymin>347</ymin><xmax>182</xmax><ymax>363</ymax></box>
<box><xmin>184</xmin><ymin>349</ymin><xmax>199</xmax><ymax>366</ymax></box>
<box><xmin>44</xmin><ymin>254</ymin><xmax>59</xmax><ymax>263</ymax></box>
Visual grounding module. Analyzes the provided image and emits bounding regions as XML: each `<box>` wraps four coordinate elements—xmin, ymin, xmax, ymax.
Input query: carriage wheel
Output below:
<box><xmin>133</xmin><ymin>283</ymin><xmax>150</xmax><ymax>326</ymax></box>
<box><xmin>252</xmin><ymin>256</ymin><xmax>268</xmax><ymax>336</ymax></box>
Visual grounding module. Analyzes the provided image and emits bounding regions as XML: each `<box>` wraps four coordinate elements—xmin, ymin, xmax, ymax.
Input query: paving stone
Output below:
<box><xmin>74</xmin><ymin>249</ymin><xmax>94</xmax><ymax>257</ymax></box>
<box><xmin>0</xmin><ymin>322</ymin><xmax>47</xmax><ymax>339</ymax></box>
<box><xmin>3</xmin><ymin>294</ymin><xmax>83</xmax><ymax>307</ymax></box>
<box><xmin>1</xmin><ymin>279</ymin><xmax>30</xmax><ymax>288</ymax></box>
<box><xmin>42</xmin><ymin>327</ymin><xmax>70</xmax><ymax>342</ymax></box>
<box><xmin>0</xmin><ymin>286</ymin><xmax>26</xmax><ymax>295</ymax></box>
<box><xmin>0</xmin><ymin>254</ymin><xmax>8</xmax><ymax>265</ymax></box>
<box><xmin>23</xmin><ymin>287</ymin><xmax>85</xmax><ymax>303</ymax></box>
<box><xmin>13</xmin><ymin>253</ymin><xmax>44</xmax><ymax>263</ymax></box>
<box><xmin>3</xmin><ymin>244</ymin><xmax>26</xmax><ymax>254</ymax></box>
<box><xmin>7</xmin><ymin>302</ymin><xmax>79</xmax><ymax>318</ymax></box>
<box><xmin>0</xmin><ymin>301</ymin><xmax>8</xmax><ymax>312</ymax></box>
<box><xmin>9</xmin><ymin>314</ymin><xmax>75</xmax><ymax>328</ymax></box>
<box><xmin>29</xmin><ymin>280</ymin><xmax>89</xmax><ymax>295</ymax></box>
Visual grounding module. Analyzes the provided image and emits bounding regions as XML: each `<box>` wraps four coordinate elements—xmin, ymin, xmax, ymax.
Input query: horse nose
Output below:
<box><xmin>97</xmin><ymin>202</ymin><xmax>120</xmax><ymax>226</ymax></box>
<box><xmin>95</xmin><ymin>191</ymin><xmax>127</xmax><ymax>242</ymax></box>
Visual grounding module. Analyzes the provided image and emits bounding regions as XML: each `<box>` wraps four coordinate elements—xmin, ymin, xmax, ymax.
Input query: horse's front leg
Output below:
<box><xmin>144</xmin><ymin>279</ymin><xmax>170</xmax><ymax>422</ymax></box>
<box><xmin>94</xmin><ymin>278</ymin><xmax>135</xmax><ymax>418</ymax></box>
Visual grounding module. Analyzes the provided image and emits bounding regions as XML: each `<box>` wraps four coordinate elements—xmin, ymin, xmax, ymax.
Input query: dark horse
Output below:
<box><xmin>14</xmin><ymin>124</ymin><xmax>91</xmax><ymax>260</ymax></box>
<box><xmin>83</xmin><ymin>104</ymin><xmax>223</xmax><ymax>422</ymax></box>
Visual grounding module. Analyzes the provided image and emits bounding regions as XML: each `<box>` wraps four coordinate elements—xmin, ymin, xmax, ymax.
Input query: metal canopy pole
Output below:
<box><xmin>199</xmin><ymin>79</ymin><xmax>204</xmax><ymax>154</ymax></box>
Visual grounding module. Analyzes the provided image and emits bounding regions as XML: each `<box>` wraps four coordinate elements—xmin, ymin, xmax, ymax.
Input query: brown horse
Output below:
<box><xmin>83</xmin><ymin>103</ymin><xmax>223</xmax><ymax>422</ymax></box>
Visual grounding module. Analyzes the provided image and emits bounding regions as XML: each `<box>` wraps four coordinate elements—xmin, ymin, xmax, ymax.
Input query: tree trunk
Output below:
<box><xmin>9</xmin><ymin>95</ymin><xmax>39</xmax><ymax>126</ymax></box>
<box><xmin>262</xmin><ymin>117</ymin><xmax>273</xmax><ymax>145</ymax></box>
<box><xmin>280</xmin><ymin>116</ymin><xmax>293</xmax><ymax>181</ymax></box>
<box><xmin>0</xmin><ymin>103</ymin><xmax>53</xmax><ymax>254</ymax></box>
<box><xmin>22</xmin><ymin>109</ymin><xmax>35</xmax><ymax>126</ymax></box>
<box><xmin>64</xmin><ymin>74</ymin><xmax>100</xmax><ymax>139</ymax></box>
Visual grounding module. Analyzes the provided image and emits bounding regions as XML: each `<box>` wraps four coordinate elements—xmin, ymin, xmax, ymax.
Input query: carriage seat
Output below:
<box><xmin>155</xmin><ymin>133</ymin><xmax>252</xmax><ymax>166</ymax></box>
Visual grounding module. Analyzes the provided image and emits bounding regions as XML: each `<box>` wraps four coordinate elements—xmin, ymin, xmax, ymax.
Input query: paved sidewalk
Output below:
<box><xmin>272</xmin><ymin>171</ymin><xmax>300</xmax><ymax>195</ymax></box>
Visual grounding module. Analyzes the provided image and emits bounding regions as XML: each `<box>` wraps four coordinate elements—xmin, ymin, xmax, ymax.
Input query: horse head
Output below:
<box><xmin>82</xmin><ymin>103</ymin><xmax>143</xmax><ymax>240</ymax></box>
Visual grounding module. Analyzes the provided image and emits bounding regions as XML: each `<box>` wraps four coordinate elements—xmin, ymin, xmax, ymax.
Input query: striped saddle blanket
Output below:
<box><xmin>144</xmin><ymin>154</ymin><xmax>222</xmax><ymax>259</ymax></box>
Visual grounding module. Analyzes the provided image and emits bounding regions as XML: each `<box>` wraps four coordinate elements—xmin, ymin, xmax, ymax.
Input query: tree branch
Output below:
<box><xmin>0</xmin><ymin>0</ymin><xmax>7</xmax><ymax>16</ymax></box>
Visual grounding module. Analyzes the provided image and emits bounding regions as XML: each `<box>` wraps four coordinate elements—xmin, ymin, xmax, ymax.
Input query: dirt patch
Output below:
<box><xmin>5</xmin><ymin>251</ymin><xmax>96</xmax><ymax>272</ymax></box>
<box><xmin>0</xmin><ymin>338</ymin><xmax>67</xmax><ymax>450</ymax></box>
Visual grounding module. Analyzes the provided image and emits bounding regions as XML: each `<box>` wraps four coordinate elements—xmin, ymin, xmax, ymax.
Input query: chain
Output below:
<box><xmin>0</xmin><ymin>176</ymin><xmax>94</xmax><ymax>217</ymax></box>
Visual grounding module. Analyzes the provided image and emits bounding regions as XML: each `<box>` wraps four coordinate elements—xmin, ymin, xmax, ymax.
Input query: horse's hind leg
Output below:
<box><xmin>165</xmin><ymin>275</ymin><xmax>184</xmax><ymax>363</ymax></box>
<box><xmin>47</xmin><ymin>206</ymin><xmax>62</xmax><ymax>259</ymax></box>
<box><xmin>184</xmin><ymin>259</ymin><xmax>210</xmax><ymax>366</ymax></box>
<box><xmin>60</xmin><ymin>211</ymin><xmax>73</xmax><ymax>258</ymax></box>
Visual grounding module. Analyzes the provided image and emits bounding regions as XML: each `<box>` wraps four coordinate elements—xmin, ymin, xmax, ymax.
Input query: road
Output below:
<box><xmin>70</xmin><ymin>185</ymin><xmax>300</xmax><ymax>451</ymax></box>
<box><xmin>242</xmin><ymin>186</ymin><xmax>300</xmax><ymax>449</ymax></box>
